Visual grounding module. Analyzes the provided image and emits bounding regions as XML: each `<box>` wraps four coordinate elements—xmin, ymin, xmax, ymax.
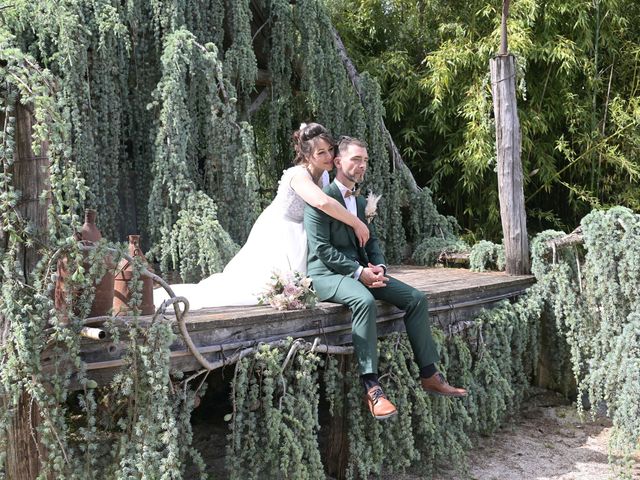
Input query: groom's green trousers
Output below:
<box><xmin>328</xmin><ymin>274</ymin><xmax>440</xmax><ymax>375</ymax></box>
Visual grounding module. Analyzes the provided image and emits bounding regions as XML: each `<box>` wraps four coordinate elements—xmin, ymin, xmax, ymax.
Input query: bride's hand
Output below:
<box><xmin>352</xmin><ymin>218</ymin><xmax>370</xmax><ymax>247</ymax></box>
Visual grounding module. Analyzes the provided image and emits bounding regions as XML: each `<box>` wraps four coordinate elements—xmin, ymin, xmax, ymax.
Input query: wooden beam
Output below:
<box><xmin>490</xmin><ymin>1</ymin><xmax>529</xmax><ymax>275</ymax></box>
<box><xmin>323</xmin><ymin>355</ymin><xmax>350</xmax><ymax>480</ymax></box>
<box><xmin>256</xmin><ymin>68</ymin><xmax>272</xmax><ymax>87</ymax></box>
<box><xmin>500</xmin><ymin>0</ymin><xmax>511</xmax><ymax>55</ymax></box>
<box><xmin>248</xmin><ymin>86</ymin><xmax>269</xmax><ymax>115</ymax></box>
<box><xmin>438</xmin><ymin>252</ymin><xmax>470</xmax><ymax>266</ymax></box>
<box><xmin>52</xmin><ymin>268</ymin><xmax>534</xmax><ymax>386</ymax></box>
<box><xmin>545</xmin><ymin>227</ymin><xmax>584</xmax><ymax>250</ymax></box>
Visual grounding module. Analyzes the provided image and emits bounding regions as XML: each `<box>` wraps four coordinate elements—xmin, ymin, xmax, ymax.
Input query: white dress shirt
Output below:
<box><xmin>334</xmin><ymin>179</ymin><xmax>357</xmax><ymax>215</ymax></box>
<box><xmin>334</xmin><ymin>179</ymin><xmax>366</xmax><ymax>280</ymax></box>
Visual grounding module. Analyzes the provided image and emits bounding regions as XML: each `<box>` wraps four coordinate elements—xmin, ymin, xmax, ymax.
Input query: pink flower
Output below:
<box><xmin>284</xmin><ymin>283</ymin><xmax>301</xmax><ymax>297</ymax></box>
<box><xmin>289</xmin><ymin>299</ymin><xmax>305</xmax><ymax>310</ymax></box>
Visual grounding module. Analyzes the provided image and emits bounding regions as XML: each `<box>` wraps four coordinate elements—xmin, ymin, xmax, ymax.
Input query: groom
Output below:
<box><xmin>304</xmin><ymin>136</ymin><xmax>467</xmax><ymax>420</ymax></box>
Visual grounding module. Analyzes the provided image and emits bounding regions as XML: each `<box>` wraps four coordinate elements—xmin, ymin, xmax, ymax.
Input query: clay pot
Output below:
<box><xmin>82</xmin><ymin>210</ymin><xmax>115</xmax><ymax>317</ymax></box>
<box><xmin>80</xmin><ymin>209</ymin><xmax>101</xmax><ymax>242</ymax></box>
<box><xmin>113</xmin><ymin>235</ymin><xmax>155</xmax><ymax>315</ymax></box>
<box><xmin>54</xmin><ymin>209</ymin><xmax>115</xmax><ymax>321</ymax></box>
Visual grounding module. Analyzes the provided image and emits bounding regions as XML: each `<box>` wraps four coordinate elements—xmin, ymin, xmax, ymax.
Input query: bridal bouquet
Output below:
<box><xmin>259</xmin><ymin>270</ymin><xmax>318</xmax><ymax>311</ymax></box>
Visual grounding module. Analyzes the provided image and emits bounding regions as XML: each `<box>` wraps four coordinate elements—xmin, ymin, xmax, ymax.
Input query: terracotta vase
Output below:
<box><xmin>54</xmin><ymin>209</ymin><xmax>115</xmax><ymax>320</ymax></box>
<box><xmin>82</xmin><ymin>210</ymin><xmax>115</xmax><ymax>317</ymax></box>
<box><xmin>113</xmin><ymin>235</ymin><xmax>155</xmax><ymax>315</ymax></box>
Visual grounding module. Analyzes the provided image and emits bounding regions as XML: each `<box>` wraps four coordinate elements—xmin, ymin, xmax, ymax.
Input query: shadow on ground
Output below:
<box><xmin>187</xmin><ymin>378</ymin><xmax>639</xmax><ymax>480</ymax></box>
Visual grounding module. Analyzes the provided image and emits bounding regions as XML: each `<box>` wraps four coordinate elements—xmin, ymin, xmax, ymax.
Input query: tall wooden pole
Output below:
<box><xmin>490</xmin><ymin>0</ymin><xmax>530</xmax><ymax>275</ymax></box>
<box><xmin>2</xmin><ymin>100</ymin><xmax>50</xmax><ymax>479</ymax></box>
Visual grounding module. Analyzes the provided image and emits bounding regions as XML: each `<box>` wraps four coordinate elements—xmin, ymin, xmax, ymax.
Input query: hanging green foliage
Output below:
<box><xmin>227</xmin><ymin>340</ymin><xmax>324</xmax><ymax>480</ymax></box>
<box><xmin>146</xmin><ymin>26</ymin><xmax>260</xmax><ymax>272</ymax></box>
<box><xmin>265</xmin><ymin>0</ymin><xmax>296</xmax><ymax>168</ymax></box>
<box><xmin>223</xmin><ymin>0</ymin><xmax>256</xmax><ymax>111</ymax></box>
<box><xmin>158</xmin><ymin>191</ymin><xmax>238</xmax><ymax>282</ymax></box>
<box><xmin>226</xmin><ymin>296</ymin><xmax>541</xmax><ymax>479</ymax></box>
<box><xmin>105</xmin><ymin>317</ymin><xmax>204</xmax><ymax>480</ymax></box>
<box><xmin>528</xmin><ymin>207</ymin><xmax>640</xmax><ymax>464</ymax></box>
<box><xmin>469</xmin><ymin>240</ymin><xmax>506</xmax><ymax>271</ymax></box>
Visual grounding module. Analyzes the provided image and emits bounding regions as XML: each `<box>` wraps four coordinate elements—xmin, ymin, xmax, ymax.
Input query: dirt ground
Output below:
<box><xmin>389</xmin><ymin>389</ymin><xmax>640</xmax><ymax>480</ymax></box>
<box><xmin>190</xmin><ymin>385</ymin><xmax>640</xmax><ymax>479</ymax></box>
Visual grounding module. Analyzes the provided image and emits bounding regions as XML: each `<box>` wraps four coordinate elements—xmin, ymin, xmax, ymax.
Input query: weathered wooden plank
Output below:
<box><xmin>58</xmin><ymin>267</ymin><xmax>534</xmax><ymax>386</ymax></box>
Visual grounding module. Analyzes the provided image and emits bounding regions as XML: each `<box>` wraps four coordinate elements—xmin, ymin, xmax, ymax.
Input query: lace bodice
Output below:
<box><xmin>272</xmin><ymin>166</ymin><xmax>329</xmax><ymax>222</ymax></box>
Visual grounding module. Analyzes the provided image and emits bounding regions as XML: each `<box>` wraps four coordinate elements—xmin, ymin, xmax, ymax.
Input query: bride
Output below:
<box><xmin>154</xmin><ymin>123</ymin><xmax>369</xmax><ymax>310</ymax></box>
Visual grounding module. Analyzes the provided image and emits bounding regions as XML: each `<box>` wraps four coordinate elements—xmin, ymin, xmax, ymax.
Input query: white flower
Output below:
<box><xmin>364</xmin><ymin>192</ymin><xmax>382</xmax><ymax>223</ymax></box>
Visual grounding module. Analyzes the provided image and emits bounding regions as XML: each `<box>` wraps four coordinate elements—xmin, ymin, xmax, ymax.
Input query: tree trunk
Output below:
<box><xmin>490</xmin><ymin>54</ymin><xmax>530</xmax><ymax>275</ymax></box>
<box><xmin>2</xmin><ymin>100</ymin><xmax>50</xmax><ymax>480</ymax></box>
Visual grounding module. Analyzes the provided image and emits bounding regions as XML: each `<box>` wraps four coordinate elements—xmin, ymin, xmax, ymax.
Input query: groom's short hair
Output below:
<box><xmin>336</xmin><ymin>136</ymin><xmax>367</xmax><ymax>156</ymax></box>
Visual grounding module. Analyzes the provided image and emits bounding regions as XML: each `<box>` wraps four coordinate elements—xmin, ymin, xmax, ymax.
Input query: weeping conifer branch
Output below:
<box><xmin>330</xmin><ymin>26</ymin><xmax>419</xmax><ymax>193</ymax></box>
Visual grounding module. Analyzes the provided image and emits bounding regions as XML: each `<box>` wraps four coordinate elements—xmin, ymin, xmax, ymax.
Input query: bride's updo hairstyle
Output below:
<box><xmin>292</xmin><ymin>122</ymin><xmax>335</xmax><ymax>165</ymax></box>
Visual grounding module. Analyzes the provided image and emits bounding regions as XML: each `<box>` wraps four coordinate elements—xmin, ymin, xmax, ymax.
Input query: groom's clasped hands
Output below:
<box><xmin>359</xmin><ymin>263</ymin><xmax>388</xmax><ymax>288</ymax></box>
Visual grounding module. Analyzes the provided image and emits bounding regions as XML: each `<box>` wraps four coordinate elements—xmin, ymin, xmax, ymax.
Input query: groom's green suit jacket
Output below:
<box><xmin>304</xmin><ymin>181</ymin><xmax>385</xmax><ymax>301</ymax></box>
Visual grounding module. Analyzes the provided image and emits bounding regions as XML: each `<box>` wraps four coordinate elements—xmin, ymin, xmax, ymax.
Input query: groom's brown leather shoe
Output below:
<box><xmin>421</xmin><ymin>372</ymin><xmax>468</xmax><ymax>397</ymax></box>
<box><xmin>365</xmin><ymin>385</ymin><xmax>398</xmax><ymax>420</ymax></box>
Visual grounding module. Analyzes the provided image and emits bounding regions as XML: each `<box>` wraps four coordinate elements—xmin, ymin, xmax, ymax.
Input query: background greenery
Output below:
<box><xmin>1</xmin><ymin>0</ymin><xmax>639</xmax><ymax>478</ymax></box>
<box><xmin>328</xmin><ymin>0</ymin><xmax>640</xmax><ymax>240</ymax></box>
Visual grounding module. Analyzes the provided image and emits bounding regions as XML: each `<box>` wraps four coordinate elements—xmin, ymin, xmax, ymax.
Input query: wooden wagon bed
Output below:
<box><xmin>74</xmin><ymin>266</ymin><xmax>534</xmax><ymax>385</ymax></box>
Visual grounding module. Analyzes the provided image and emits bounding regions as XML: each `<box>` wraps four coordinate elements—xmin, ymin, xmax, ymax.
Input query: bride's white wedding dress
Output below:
<box><xmin>154</xmin><ymin>166</ymin><xmax>329</xmax><ymax>310</ymax></box>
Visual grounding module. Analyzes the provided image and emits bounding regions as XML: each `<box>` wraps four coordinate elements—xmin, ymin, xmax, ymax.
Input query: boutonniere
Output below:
<box><xmin>364</xmin><ymin>192</ymin><xmax>382</xmax><ymax>223</ymax></box>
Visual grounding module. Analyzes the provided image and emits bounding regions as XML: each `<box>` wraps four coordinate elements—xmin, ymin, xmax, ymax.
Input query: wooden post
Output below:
<box><xmin>489</xmin><ymin>0</ymin><xmax>530</xmax><ymax>275</ymax></box>
<box><xmin>323</xmin><ymin>356</ymin><xmax>350</xmax><ymax>479</ymax></box>
<box><xmin>3</xmin><ymin>393</ymin><xmax>42</xmax><ymax>479</ymax></box>
<box><xmin>1</xmin><ymin>100</ymin><xmax>50</xmax><ymax>479</ymax></box>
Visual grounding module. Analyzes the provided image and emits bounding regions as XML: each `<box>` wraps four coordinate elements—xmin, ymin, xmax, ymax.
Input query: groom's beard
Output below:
<box><xmin>343</xmin><ymin>171</ymin><xmax>365</xmax><ymax>184</ymax></box>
